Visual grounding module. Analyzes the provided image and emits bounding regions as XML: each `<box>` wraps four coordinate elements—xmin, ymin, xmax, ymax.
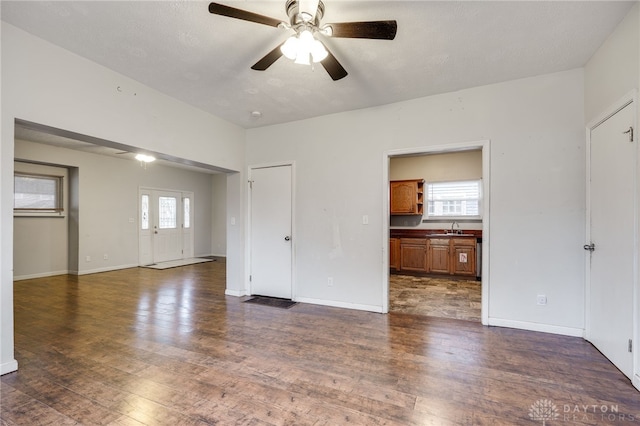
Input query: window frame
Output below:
<box><xmin>13</xmin><ymin>172</ymin><xmax>65</xmax><ymax>217</ymax></box>
<box><xmin>425</xmin><ymin>179</ymin><xmax>482</xmax><ymax>220</ymax></box>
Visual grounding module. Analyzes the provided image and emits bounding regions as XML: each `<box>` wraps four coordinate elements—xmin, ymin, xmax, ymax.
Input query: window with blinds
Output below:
<box><xmin>14</xmin><ymin>173</ymin><xmax>63</xmax><ymax>213</ymax></box>
<box><xmin>426</xmin><ymin>180</ymin><xmax>482</xmax><ymax>218</ymax></box>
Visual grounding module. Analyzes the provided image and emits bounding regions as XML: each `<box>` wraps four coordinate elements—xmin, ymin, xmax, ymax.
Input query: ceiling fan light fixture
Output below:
<box><xmin>135</xmin><ymin>154</ymin><xmax>156</xmax><ymax>163</ymax></box>
<box><xmin>280</xmin><ymin>30</ymin><xmax>327</xmax><ymax>65</ymax></box>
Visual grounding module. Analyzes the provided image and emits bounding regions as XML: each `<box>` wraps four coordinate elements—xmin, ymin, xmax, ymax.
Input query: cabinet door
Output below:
<box><xmin>428</xmin><ymin>239</ymin><xmax>450</xmax><ymax>274</ymax></box>
<box><xmin>400</xmin><ymin>238</ymin><xmax>427</xmax><ymax>272</ymax></box>
<box><xmin>390</xmin><ymin>181</ymin><xmax>417</xmax><ymax>214</ymax></box>
<box><xmin>390</xmin><ymin>180</ymin><xmax>424</xmax><ymax>215</ymax></box>
<box><xmin>389</xmin><ymin>238</ymin><xmax>400</xmax><ymax>270</ymax></box>
<box><xmin>452</xmin><ymin>239</ymin><xmax>476</xmax><ymax>276</ymax></box>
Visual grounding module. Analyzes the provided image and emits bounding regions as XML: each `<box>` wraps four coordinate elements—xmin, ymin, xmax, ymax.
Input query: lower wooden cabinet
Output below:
<box><xmin>451</xmin><ymin>238</ymin><xmax>476</xmax><ymax>277</ymax></box>
<box><xmin>389</xmin><ymin>238</ymin><xmax>400</xmax><ymax>271</ymax></box>
<box><xmin>427</xmin><ymin>238</ymin><xmax>450</xmax><ymax>274</ymax></box>
<box><xmin>393</xmin><ymin>235</ymin><xmax>477</xmax><ymax>277</ymax></box>
<box><xmin>399</xmin><ymin>238</ymin><xmax>427</xmax><ymax>272</ymax></box>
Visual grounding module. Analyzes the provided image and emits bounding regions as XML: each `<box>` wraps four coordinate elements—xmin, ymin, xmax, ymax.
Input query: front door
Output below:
<box><xmin>153</xmin><ymin>190</ymin><xmax>183</xmax><ymax>263</ymax></box>
<box><xmin>250</xmin><ymin>165</ymin><xmax>293</xmax><ymax>299</ymax></box>
<box><xmin>139</xmin><ymin>188</ymin><xmax>193</xmax><ymax>265</ymax></box>
<box><xmin>587</xmin><ymin>100</ymin><xmax>635</xmax><ymax>380</ymax></box>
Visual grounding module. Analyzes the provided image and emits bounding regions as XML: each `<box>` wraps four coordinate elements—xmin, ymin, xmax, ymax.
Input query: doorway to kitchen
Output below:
<box><xmin>384</xmin><ymin>141</ymin><xmax>490</xmax><ymax>324</ymax></box>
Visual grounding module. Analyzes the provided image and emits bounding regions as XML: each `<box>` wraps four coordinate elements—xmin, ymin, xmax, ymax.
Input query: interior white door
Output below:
<box><xmin>587</xmin><ymin>101</ymin><xmax>635</xmax><ymax>379</ymax></box>
<box><xmin>153</xmin><ymin>190</ymin><xmax>183</xmax><ymax>263</ymax></box>
<box><xmin>250</xmin><ymin>165</ymin><xmax>293</xmax><ymax>299</ymax></box>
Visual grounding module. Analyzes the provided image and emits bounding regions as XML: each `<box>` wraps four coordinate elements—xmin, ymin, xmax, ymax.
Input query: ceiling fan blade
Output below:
<box><xmin>251</xmin><ymin>43</ymin><xmax>285</xmax><ymax>71</ymax></box>
<box><xmin>319</xmin><ymin>44</ymin><xmax>348</xmax><ymax>81</ymax></box>
<box><xmin>324</xmin><ymin>20</ymin><xmax>397</xmax><ymax>40</ymax></box>
<box><xmin>208</xmin><ymin>2</ymin><xmax>284</xmax><ymax>28</ymax></box>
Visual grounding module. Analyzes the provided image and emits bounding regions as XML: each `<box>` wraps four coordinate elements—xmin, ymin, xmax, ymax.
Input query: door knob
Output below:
<box><xmin>284</xmin><ymin>236</ymin><xmax>291</xmax><ymax>241</ymax></box>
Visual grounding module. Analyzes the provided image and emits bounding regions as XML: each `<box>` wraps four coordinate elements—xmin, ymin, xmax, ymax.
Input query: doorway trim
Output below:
<box><xmin>246</xmin><ymin>161</ymin><xmax>297</xmax><ymax>299</ymax></box>
<box><xmin>585</xmin><ymin>89</ymin><xmax>639</xmax><ymax>390</ymax></box>
<box><xmin>383</xmin><ymin>140</ymin><xmax>490</xmax><ymax>325</ymax></box>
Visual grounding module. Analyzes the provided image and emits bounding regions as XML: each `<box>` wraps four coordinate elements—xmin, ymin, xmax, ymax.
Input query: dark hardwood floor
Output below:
<box><xmin>2</xmin><ymin>260</ymin><xmax>639</xmax><ymax>425</ymax></box>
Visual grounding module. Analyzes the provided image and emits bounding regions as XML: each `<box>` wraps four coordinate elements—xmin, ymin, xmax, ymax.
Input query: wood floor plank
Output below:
<box><xmin>2</xmin><ymin>260</ymin><xmax>640</xmax><ymax>425</ymax></box>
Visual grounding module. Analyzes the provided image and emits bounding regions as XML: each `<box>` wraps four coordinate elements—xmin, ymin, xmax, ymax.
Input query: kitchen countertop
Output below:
<box><xmin>390</xmin><ymin>229</ymin><xmax>482</xmax><ymax>239</ymax></box>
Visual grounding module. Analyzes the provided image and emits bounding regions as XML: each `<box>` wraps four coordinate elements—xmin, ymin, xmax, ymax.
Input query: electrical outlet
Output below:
<box><xmin>103</xmin><ymin>254</ymin><xmax>108</xmax><ymax>260</ymax></box>
<box><xmin>327</xmin><ymin>277</ymin><xmax>334</xmax><ymax>287</ymax></box>
<box><xmin>85</xmin><ymin>256</ymin><xmax>91</xmax><ymax>262</ymax></box>
<box><xmin>362</xmin><ymin>215</ymin><xmax>369</xmax><ymax>225</ymax></box>
<box><xmin>536</xmin><ymin>295</ymin><xmax>547</xmax><ymax>305</ymax></box>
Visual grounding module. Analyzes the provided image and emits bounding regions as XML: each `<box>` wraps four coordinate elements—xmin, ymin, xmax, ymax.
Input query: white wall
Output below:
<box><xmin>211</xmin><ymin>173</ymin><xmax>227</xmax><ymax>257</ymax></box>
<box><xmin>584</xmin><ymin>3</ymin><xmax>639</xmax><ymax>124</ymax></box>
<box><xmin>13</xmin><ymin>139</ymin><xmax>218</xmax><ymax>279</ymax></box>
<box><xmin>247</xmin><ymin>69</ymin><xmax>586</xmax><ymax>334</ymax></box>
<box><xmin>1</xmin><ymin>24</ymin><xmax>246</xmax><ymax>374</ymax></box>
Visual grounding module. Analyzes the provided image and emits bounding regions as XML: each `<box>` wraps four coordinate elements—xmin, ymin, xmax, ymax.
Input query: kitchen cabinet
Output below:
<box><xmin>427</xmin><ymin>238</ymin><xmax>450</xmax><ymax>274</ymax></box>
<box><xmin>451</xmin><ymin>238</ymin><xmax>476</xmax><ymax>277</ymax></box>
<box><xmin>389</xmin><ymin>238</ymin><xmax>400</xmax><ymax>271</ymax></box>
<box><xmin>390</xmin><ymin>179</ymin><xmax>424</xmax><ymax>215</ymax></box>
<box><xmin>399</xmin><ymin>238</ymin><xmax>427</xmax><ymax>272</ymax></box>
<box><xmin>392</xmin><ymin>232</ymin><xmax>479</xmax><ymax>278</ymax></box>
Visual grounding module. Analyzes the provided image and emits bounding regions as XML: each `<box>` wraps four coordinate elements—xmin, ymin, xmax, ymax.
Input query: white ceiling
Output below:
<box><xmin>2</xmin><ymin>1</ymin><xmax>635</xmax><ymax>130</ymax></box>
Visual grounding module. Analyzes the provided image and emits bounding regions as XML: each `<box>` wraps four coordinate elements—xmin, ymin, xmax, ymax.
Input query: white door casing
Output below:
<box><xmin>249</xmin><ymin>165</ymin><xmax>293</xmax><ymax>299</ymax></box>
<box><xmin>586</xmin><ymin>95</ymin><xmax>636</xmax><ymax>382</ymax></box>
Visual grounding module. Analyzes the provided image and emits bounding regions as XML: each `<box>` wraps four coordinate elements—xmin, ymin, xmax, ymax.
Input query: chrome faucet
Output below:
<box><xmin>450</xmin><ymin>221</ymin><xmax>460</xmax><ymax>234</ymax></box>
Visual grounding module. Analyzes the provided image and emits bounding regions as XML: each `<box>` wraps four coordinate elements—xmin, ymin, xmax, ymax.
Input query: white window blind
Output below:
<box><xmin>427</xmin><ymin>180</ymin><xmax>481</xmax><ymax>218</ymax></box>
<box><xmin>14</xmin><ymin>173</ymin><xmax>63</xmax><ymax>212</ymax></box>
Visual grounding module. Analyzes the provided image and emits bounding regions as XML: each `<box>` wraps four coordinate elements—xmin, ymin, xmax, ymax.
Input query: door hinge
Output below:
<box><xmin>248</xmin><ymin>180</ymin><xmax>254</xmax><ymax>189</ymax></box>
<box><xmin>249</xmin><ymin>275</ymin><xmax>252</xmax><ymax>282</ymax></box>
<box><xmin>623</xmin><ymin>126</ymin><xmax>634</xmax><ymax>142</ymax></box>
<box><xmin>629</xmin><ymin>339</ymin><xmax>633</xmax><ymax>353</ymax></box>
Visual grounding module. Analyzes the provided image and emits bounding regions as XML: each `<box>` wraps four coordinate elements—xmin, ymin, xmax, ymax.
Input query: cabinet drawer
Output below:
<box><xmin>400</xmin><ymin>238</ymin><xmax>427</xmax><ymax>246</ymax></box>
<box><xmin>428</xmin><ymin>238</ymin><xmax>450</xmax><ymax>246</ymax></box>
<box><xmin>452</xmin><ymin>238</ymin><xmax>476</xmax><ymax>246</ymax></box>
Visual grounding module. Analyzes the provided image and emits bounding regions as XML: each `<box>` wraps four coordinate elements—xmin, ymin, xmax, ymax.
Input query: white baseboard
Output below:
<box><xmin>77</xmin><ymin>264</ymin><xmax>139</xmax><ymax>275</ymax></box>
<box><xmin>13</xmin><ymin>270</ymin><xmax>69</xmax><ymax>281</ymax></box>
<box><xmin>488</xmin><ymin>317</ymin><xmax>584</xmax><ymax>337</ymax></box>
<box><xmin>225</xmin><ymin>288</ymin><xmax>247</xmax><ymax>297</ymax></box>
<box><xmin>1</xmin><ymin>359</ymin><xmax>18</xmax><ymax>375</ymax></box>
<box><xmin>633</xmin><ymin>374</ymin><xmax>640</xmax><ymax>392</ymax></box>
<box><xmin>294</xmin><ymin>296</ymin><xmax>384</xmax><ymax>313</ymax></box>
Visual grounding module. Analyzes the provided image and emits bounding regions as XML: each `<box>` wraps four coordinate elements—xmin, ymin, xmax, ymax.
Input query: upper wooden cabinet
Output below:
<box><xmin>390</xmin><ymin>179</ymin><xmax>425</xmax><ymax>215</ymax></box>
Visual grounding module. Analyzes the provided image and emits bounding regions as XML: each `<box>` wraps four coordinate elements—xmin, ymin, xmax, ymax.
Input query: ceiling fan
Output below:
<box><xmin>208</xmin><ymin>0</ymin><xmax>397</xmax><ymax>81</ymax></box>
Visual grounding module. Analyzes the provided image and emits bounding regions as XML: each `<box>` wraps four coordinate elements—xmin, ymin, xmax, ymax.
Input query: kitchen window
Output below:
<box><xmin>427</xmin><ymin>179</ymin><xmax>482</xmax><ymax>219</ymax></box>
<box><xmin>14</xmin><ymin>172</ymin><xmax>64</xmax><ymax>215</ymax></box>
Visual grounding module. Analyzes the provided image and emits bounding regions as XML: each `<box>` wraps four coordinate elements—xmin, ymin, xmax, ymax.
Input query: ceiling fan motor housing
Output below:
<box><xmin>286</xmin><ymin>0</ymin><xmax>324</xmax><ymax>28</ymax></box>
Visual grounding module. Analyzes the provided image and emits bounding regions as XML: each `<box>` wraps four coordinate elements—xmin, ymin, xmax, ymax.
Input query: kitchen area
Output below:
<box><xmin>389</xmin><ymin>150</ymin><xmax>483</xmax><ymax>321</ymax></box>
